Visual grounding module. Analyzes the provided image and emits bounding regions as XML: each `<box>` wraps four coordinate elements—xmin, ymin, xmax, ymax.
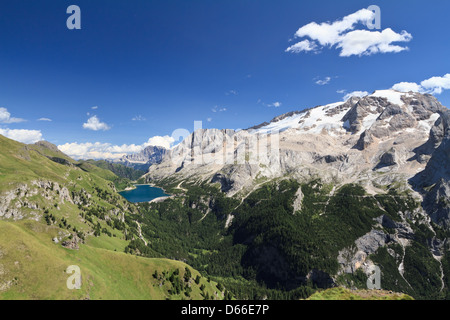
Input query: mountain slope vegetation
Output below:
<box><xmin>0</xmin><ymin>135</ymin><xmax>224</xmax><ymax>300</ymax></box>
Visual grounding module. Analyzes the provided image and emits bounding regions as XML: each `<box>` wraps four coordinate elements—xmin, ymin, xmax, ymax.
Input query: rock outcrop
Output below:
<box><xmin>147</xmin><ymin>90</ymin><xmax>448</xmax><ymax>203</ymax></box>
<box><xmin>410</xmin><ymin>109</ymin><xmax>450</xmax><ymax>227</ymax></box>
<box><xmin>116</xmin><ymin>145</ymin><xmax>167</xmax><ymax>171</ymax></box>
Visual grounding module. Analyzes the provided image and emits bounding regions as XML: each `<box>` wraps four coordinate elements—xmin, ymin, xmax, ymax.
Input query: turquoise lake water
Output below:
<box><xmin>119</xmin><ymin>185</ymin><xmax>169</xmax><ymax>203</ymax></box>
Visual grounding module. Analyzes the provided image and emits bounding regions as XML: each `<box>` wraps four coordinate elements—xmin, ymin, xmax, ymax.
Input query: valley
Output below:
<box><xmin>1</xmin><ymin>90</ymin><xmax>450</xmax><ymax>300</ymax></box>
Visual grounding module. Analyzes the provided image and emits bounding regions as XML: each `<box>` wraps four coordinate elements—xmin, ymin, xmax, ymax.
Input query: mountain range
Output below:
<box><xmin>146</xmin><ymin>90</ymin><xmax>450</xmax><ymax>228</ymax></box>
<box><xmin>115</xmin><ymin>145</ymin><xmax>167</xmax><ymax>172</ymax></box>
<box><xmin>139</xmin><ymin>89</ymin><xmax>450</xmax><ymax>299</ymax></box>
<box><xmin>1</xmin><ymin>89</ymin><xmax>449</xmax><ymax>300</ymax></box>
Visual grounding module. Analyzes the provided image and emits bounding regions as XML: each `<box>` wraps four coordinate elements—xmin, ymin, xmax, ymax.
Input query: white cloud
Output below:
<box><xmin>145</xmin><ymin>136</ymin><xmax>175</xmax><ymax>149</ymax></box>
<box><xmin>295</xmin><ymin>9</ymin><xmax>374</xmax><ymax>46</ymax></box>
<box><xmin>267</xmin><ymin>102</ymin><xmax>282</xmax><ymax>108</ymax></box>
<box><xmin>420</xmin><ymin>74</ymin><xmax>450</xmax><ymax>95</ymax></box>
<box><xmin>212</xmin><ymin>106</ymin><xmax>227</xmax><ymax>113</ymax></box>
<box><xmin>132</xmin><ymin>115</ymin><xmax>146</xmax><ymax>121</ymax></box>
<box><xmin>285</xmin><ymin>39</ymin><xmax>318</xmax><ymax>53</ymax></box>
<box><xmin>0</xmin><ymin>128</ymin><xmax>43</xmax><ymax>144</ymax></box>
<box><xmin>226</xmin><ymin>90</ymin><xmax>238</xmax><ymax>96</ymax></box>
<box><xmin>37</xmin><ymin>118</ymin><xmax>52</xmax><ymax>122</ymax></box>
<box><xmin>337</xmin><ymin>28</ymin><xmax>412</xmax><ymax>57</ymax></box>
<box><xmin>391</xmin><ymin>74</ymin><xmax>450</xmax><ymax>95</ymax></box>
<box><xmin>58</xmin><ymin>136</ymin><xmax>175</xmax><ymax>160</ymax></box>
<box><xmin>316</xmin><ymin>77</ymin><xmax>331</xmax><ymax>85</ymax></box>
<box><xmin>343</xmin><ymin>91</ymin><xmax>369</xmax><ymax>101</ymax></box>
<box><xmin>391</xmin><ymin>82</ymin><xmax>424</xmax><ymax>93</ymax></box>
<box><xmin>91</xmin><ymin>106</ymin><xmax>98</xmax><ymax>110</ymax></box>
<box><xmin>0</xmin><ymin>107</ymin><xmax>26</xmax><ymax>124</ymax></box>
<box><xmin>337</xmin><ymin>89</ymin><xmax>347</xmax><ymax>94</ymax></box>
<box><xmin>82</xmin><ymin>116</ymin><xmax>111</xmax><ymax>131</ymax></box>
<box><xmin>286</xmin><ymin>8</ymin><xmax>412</xmax><ymax>57</ymax></box>
<box><xmin>207</xmin><ymin>117</ymin><xmax>212</xmax><ymax>122</ymax></box>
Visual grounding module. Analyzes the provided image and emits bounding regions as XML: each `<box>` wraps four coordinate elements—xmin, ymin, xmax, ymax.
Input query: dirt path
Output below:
<box><xmin>176</xmin><ymin>181</ymin><xmax>188</xmax><ymax>192</ymax></box>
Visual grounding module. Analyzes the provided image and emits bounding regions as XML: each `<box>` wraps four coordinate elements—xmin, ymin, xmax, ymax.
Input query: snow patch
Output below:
<box><xmin>371</xmin><ymin>90</ymin><xmax>405</xmax><ymax>106</ymax></box>
<box><xmin>254</xmin><ymin>101</ymin><xmax>348</xmax><ymax>135</ymax></box>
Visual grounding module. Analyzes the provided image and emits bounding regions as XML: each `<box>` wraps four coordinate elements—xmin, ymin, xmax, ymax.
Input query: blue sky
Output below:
<box><xmin>1</xmin><ymin>0</ymin><xmax>449</xmax><ymax>159</ymax></box>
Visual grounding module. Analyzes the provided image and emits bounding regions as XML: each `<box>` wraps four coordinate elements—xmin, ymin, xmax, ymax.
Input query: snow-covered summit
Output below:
<box><xmin>248</xmin><ymin>90</ymin><xmax>441</xmax><ymax>137</ymax></box>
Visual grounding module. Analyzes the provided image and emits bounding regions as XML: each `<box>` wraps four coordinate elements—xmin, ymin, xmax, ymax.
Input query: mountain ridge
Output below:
<box><xmin>0</xmin><ymin>135</ymin><xmax>225</xmax><ymax>300</ymax></box>
<box><xmin>145</xmin><ymin>90</ymin><xmax>448</xmax><ymax>209</ymax></box>
<box><xmin>132</xmin><ymin>89</ymin><xmax>450</xmax><ymax>299</ymax></box>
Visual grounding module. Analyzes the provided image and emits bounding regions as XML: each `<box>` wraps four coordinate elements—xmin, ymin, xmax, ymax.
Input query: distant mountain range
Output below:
<box><xmin>136</xmin><ymin>89</ymin><xmax>450</xmax><ymax>299</ymax></box>
<box><xmin>1</xmin><ymin>89</ymin><xmax>450</xmax><ymax>300</ymax></box>
<box><xmin>114</xmin><ymin>145</ymin><xmax>167</xmax><ymax>172</ymax></box>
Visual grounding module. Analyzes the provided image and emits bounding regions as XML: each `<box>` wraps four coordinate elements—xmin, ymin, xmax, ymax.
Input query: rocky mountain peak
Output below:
<box><xmin>145</xmin><ymin>90</ymin><xmax>450</xmax><ymax>228</ymax></box>
<box><xmin>115</xmin><ymin>145</ymin><xmax>168</xmax><ymax>171</ymax></box>
<box><xmin>34</xmin><ymin>140</ymin><xmax>60</xmax><ymax>153</ymax></box>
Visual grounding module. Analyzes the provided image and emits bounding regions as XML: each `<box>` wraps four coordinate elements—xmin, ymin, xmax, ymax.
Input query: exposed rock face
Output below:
<box><xmin>292</xmin><ymin>186</ymin><xmax>304</xmax><ymax>214</ymax></box>
<box><xmin>62</xmin><ymin>235</ymin><xmax>82</xmax><ymax>250</ymax></box>
<box><xmin>376</xmin><ymin>148</ymin><xmax>397</xmax><ymax>169</ymax></box>
<box><xmin>0</xmin><ymin>180</ymin><xmax>73</xmax><ymax>221</ymax></box>
<box><xmin>355</xmin><ymin>130</ymin><xmax>373</xmax><ymax>151</ymax></box>
<box><xmin>341</xmin><ymin>96</ymin><xmax>387</xmax><ymax>134</ymax></box>
<box><xmin>338</xmin><ymin>229</ymin><xmax>390</xmax><ymax>274</ymax></box>
<box><xmin>410</xmin><ymin>109</ymin><xmax>450</xmax><ymax>227</ymax></box>
<box><xmin>34</xmin><ymin>141</ymin><xmax>61</xmax><ymax>153</ymax></box>
<box><xmin>146</xmin><ymin>90</ymin><xmax>450</xmax><ymax>229</ymax></box>
<box><xmin>116</xmin><ymin>145</ymin><xmax>167</xmax><ymax>171</ymax></box>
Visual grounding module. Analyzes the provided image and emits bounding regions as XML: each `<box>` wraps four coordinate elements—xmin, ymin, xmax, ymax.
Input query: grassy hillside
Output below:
<box><xmin>0</xmin><ymin>135</ymin><xmax>225</xmax><ymax>300</ymax></box>
<box><xmin>0</xmin><ymin>135</ymin><xmax>135</xmax><ymax>238</ymax></box>
<box><xmin>76</xmin><ymin>160</ymin><xmax>135</xmax><ymax>191</ymax></box>
<box><xmin>83</xmin><ymin>159</ymin><xmax>146</xmax><ymax>182</ymax></box>
<box><xmin>306</xmin><ymin>287</ymin><xmax>413</xmax><ymax>300</ymax></box>
<box><xmin>0</xmin><ymin>220</ymin><xmax>223</xmax><ymax>300</ymax></box>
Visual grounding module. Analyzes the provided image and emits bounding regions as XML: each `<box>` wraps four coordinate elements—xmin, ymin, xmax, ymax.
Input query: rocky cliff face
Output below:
<box><xmin>410</xmin><ymin>108</ymin><xmax>450</xmax><ymax>228</ymax></box>
<box><xmin>116</xmin><ymin>145</ymin><xmax>167</xmax><ymax>171</ymax></box>
<box><xmin>142</xmin><ymin>90</ymin><xmax>450</xmax><ymax>296</ymax></box>
<box><xmin>146</xmin><ymin>90</ymin><xmax>447</xmax><ymax>203</ymax></box>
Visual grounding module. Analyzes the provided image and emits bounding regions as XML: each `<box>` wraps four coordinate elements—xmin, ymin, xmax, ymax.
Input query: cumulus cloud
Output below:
<box><xmin>82</xmin><ymin>116</ymin><xmax>111</xmax><ymax>131</ymax></box>
<box><xmin>0</xmin><ymin>128</ymin><xmax>43</xmax><ymax>144</ymax></box>
<box><xmin>391</xmin><ymin>82</ymin><xmax>424</xmax><ymax>93</ymax></box>
<box><xmin>58</xmin><ymin>135</ymin><xmax>175</xmax><ymax>160</ymax></box>
<box><xmin>343</xmin><ymin>91</ymin><xmax>369</xmax><ymax>101</ymax></box>
<box><xmin>286</xmin><ymin>8</ymin><xmax>412</xmax><ymax>57</ymax></box>
<box><xmin>339</xmin><ymin>28</ymin><xmax>411</xmax><ymax>57</ymax></box>
<box><xmin>421</xmin><ymin>74</ymin><xmax>450</xmax><ymax>94</ymax></box>
<box><xmin>0</xmin><ymin>107</ymin><xmax>26</xmax><ymax>124</ymax></box>
<box><xmin>285</xmin><ymin>39</ymin><xmax>318</xmax><ymax>53</ymax></box>
<box><xmin>316</xmin><ymin>77</ymin><xmax>331</xmax><ymax>85</ymax></box>
<box><xmin>145</xmin><ymin>136</ymin><xmax>175</xmax><ymax>149</ymax></box>
<box><xmin>391</xmin><ymin>74</ymin><xmax>450</xmax><ymax>95</ymax></box>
